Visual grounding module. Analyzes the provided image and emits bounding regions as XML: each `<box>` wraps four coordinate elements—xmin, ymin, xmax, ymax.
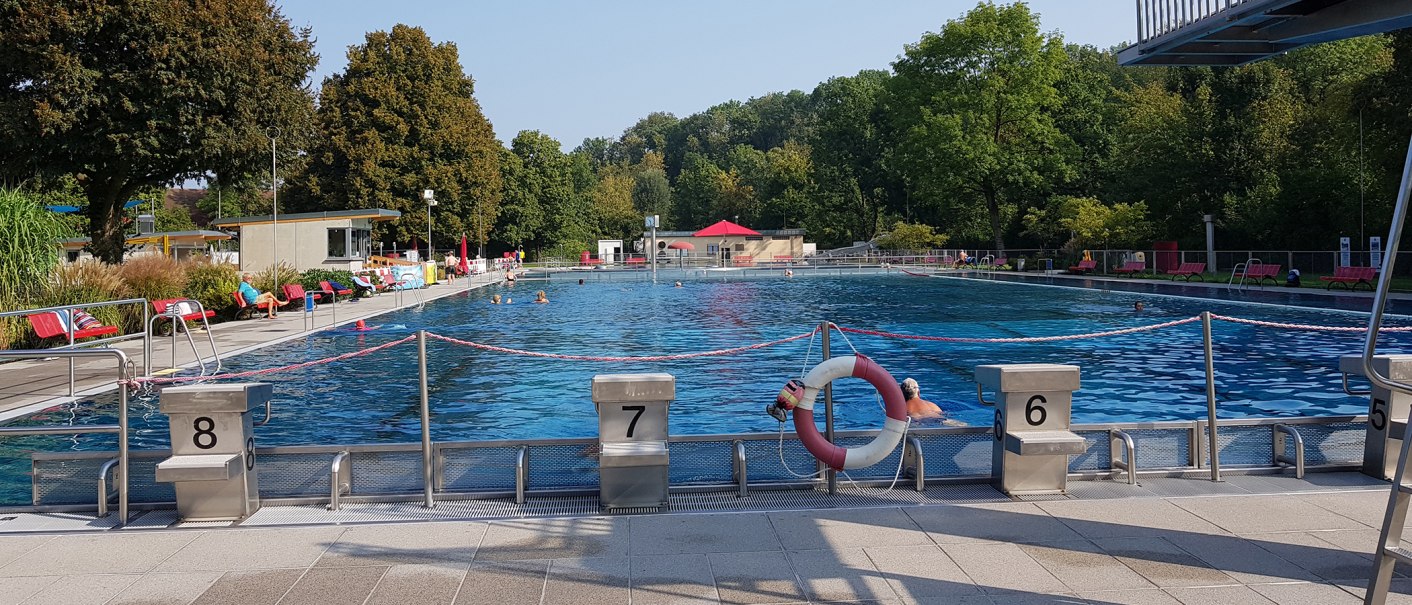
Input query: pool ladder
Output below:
<box><xmin>1226</xmin><ymin>259</ymin><xmax>1262</xmax><ymax>291</ymax></box>
<box><xmin>146</xmin><ymin>300</ymin><xmax>221</xmax><ymax>377</ymax></box>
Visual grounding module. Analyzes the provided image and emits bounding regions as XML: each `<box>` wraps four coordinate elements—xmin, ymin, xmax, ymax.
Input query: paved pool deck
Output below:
<box><xmin>0</xmin><ymin>273</ymin><xmax>503</xmax><ymax>421</ymax></box>
<box><xmin>0</xmin><ymin>474</ymin><xmax>1405</xmax><ymax>604</ymax></box>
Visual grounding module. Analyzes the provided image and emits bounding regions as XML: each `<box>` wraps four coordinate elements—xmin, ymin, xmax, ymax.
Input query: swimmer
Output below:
<box><xmin>491</xmin><ymin>294</ymin><xmax>502</xmax><ymax>304</ymax></box>
<box><xmin>505</xmin><ymin>297</ymin><xmax>512</xmax><ymax>304</ymax></box>
<box><xmin>534</xmin><ymin>290</ymin><xmax>549</xmax><ymax>303</ymax></box>
<box><xmin>578</xmin><ymin>278</ymin><xmax>585</xmax><ymax>285</ymax></box>
<box><xmin>902</xmin><ymin>378</ymin><xmax>963</xmax><ymax>425</ymax></box>
<box><xmin>1134</xmin><ymin>301</ymin><xmax>1144</xmax><ymax>312</ymax></box>
<box><xmin>353</xmin><ymin>319</ymin><xmax>378</xmax><ymax>331</ymax></box>
<box><xmin>785</xmin><ymin>269</ymin><xmax>794</xmax><ymax>278</ymax></box>
<box><xmin>674</xmin><ymin>281</ymin><xmax>683</xmax><ymax>288</ymax></box>
<box><xmin>505</xmin><ymin>269</ymin><xmax>516</xmax><ymax>283</ymax></box>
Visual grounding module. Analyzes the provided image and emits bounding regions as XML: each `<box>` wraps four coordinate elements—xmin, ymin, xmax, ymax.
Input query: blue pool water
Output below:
<box><xmin>21</xmin><ymin>273</ymin><xmax>1410</xmax><ymax>452</ymax></box>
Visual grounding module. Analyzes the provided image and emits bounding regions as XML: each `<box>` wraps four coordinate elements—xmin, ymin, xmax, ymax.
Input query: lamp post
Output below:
<box><xmin>267</xmin><ymin>127</ymin><xmax>280</xmax><ymax>285</ymax></box>
<box><xmin>423</xmin><ymin>189</ymin><xmax>436</xmax><ymax>263</ymax></box>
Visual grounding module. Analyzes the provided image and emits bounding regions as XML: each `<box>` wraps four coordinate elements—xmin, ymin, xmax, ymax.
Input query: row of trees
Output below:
<box><xmin>3</xmin><ymin>1</ymin><xmax>1410</xmax><ymax>262</ymax></box>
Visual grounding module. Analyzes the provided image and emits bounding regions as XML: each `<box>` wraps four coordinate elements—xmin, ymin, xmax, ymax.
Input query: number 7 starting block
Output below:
<box><xmin>592</xmin><ymin>373</ymin><xmax>674</xmax><ymax>510</ymax></box>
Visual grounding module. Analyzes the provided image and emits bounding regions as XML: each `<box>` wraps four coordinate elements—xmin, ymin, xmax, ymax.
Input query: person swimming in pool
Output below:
<box><xmin>1134</xmin><ymin>301</ymin><xmax>1144</xmax><ymax>312</ymax></box>
<box><xmin>674</xmin><ymin>281</ymin><xmax>683</xmax><ymax>288</ymax></box>
<box><xmin>902</xmin><ymin>378</ymin><xmax>963</xmax><ymax>425</ymax></box>
<box><xmin>534</xmin><ymin>290</ymin><xmax>549</xmax><ymax>303</ymax></box>
<box><xmin>491</xmin><ymin>294</ymin><xmax>502</xmax><ymax>304</ymax></box>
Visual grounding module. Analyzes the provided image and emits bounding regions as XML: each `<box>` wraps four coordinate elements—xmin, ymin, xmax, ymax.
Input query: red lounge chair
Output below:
<box><xmin>231</xmin><ymin>291</ymin><xmax>274</xmax><ymax>320</ymax></box>
<box><xmin>380</xmin><ymin>273</ymin><xmax>397</xmax><ymax>288</ymax></box>
<box><xmin>992</xmin><ymin>257</ymin><xmax>1008</xmax><ymax>268</ymax></box>
<box><xmin>1112</xmin><ymin>261</ymin><xmax>1146</xmax><ymax>276</ymax></box>
<box><xmin>27</xmin><ymin>311</ymin><xmax>118</xmax><ymax>341</ymax></box>
<box><xmin>1320</xmin><ymin>266</ymin><xmax>1377</xmax><ymax>291</ymax></box>
<box><xmin>320</xmin><ymin>280</ymin><xmax>353</xmax><ymax>297</ymax></box>
<box><xmin>153</xmin><ymin>298</ymin><xmax>216</xmax><ymax>322</ymax></box>
<box><xmin>281</xmin><ymin>284</ymin><xmax>323</xmax><ymax>305</ymax></box>
<box><xmin>1068</xmin><ymin>259</ymin><xmax>1098</xmax><ymax>274</ymax></box>
<box><xmin>1239</xmin><ymin>264</ymin><xmax>1281</xmax><ymax>286</ymax></box>
<box><xmin>624</xmin><ymin>257</ymin><xmax>646</xmax><ymax>268</ymax></box>
<box><xmin>1166</xmin><ymin>262</ymin><xmax>1206</xmax><ymax>281</ymax></box>
<box><xmin>733</xmin><ymin>255</ymin><xmax>754</xmax><ymax>267</ymax></box>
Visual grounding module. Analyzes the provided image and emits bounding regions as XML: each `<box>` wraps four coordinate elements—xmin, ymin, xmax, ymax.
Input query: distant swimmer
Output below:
<box><xmin>353</xmin><ymin>319</ymin><xmax>378</xmax><ymax>331</ymax></box>
<box><xmin>1134</xmin><ymin>301</ymin><xmax>1144</xmax><ymax>312</ymax></box>
<box><xmin>902</xmin><ymin>378</ymin><xmax>963</xmax><ymax>425</ymax></box>
<box><xmin>491</xmin><ymin>294</ymin><xmax>501</xmax><ymax>304</ymax></box>
<box><xmin>674</xmin><ymin>281</ymin><xmax>683</xmax><ymax>288</ymax></box>
<box><xmin>785</xmin><ymin>269</ymin><xmax>794</xmax><ymax>278</ymax></box>
<box><xmin>506</xmin><ymin>269</ymin><xmax>516</xmax><ymax>283</ymax></box>
<box><xmin>578</xmin><ymin>278</ymin><xmax>585</xmax><ymax>285</ymax></box>
<box><xmin>534</xmin><ymin>290</ymin><xmax>549</xmax><ymax>303</ymax></box>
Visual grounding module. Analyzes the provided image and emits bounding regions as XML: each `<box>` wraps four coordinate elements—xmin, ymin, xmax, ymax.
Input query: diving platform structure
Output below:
<box><xmin>1119</xmin><ymin>0</ymin><xmax>1412</xmax><ymax>66</ymax></box>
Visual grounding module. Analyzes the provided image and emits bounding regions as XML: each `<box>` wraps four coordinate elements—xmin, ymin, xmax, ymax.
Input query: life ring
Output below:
<box><xmin>773</xmin><ymin>355</ymin><xmax>909</xmax><ymax>470</ymax></box>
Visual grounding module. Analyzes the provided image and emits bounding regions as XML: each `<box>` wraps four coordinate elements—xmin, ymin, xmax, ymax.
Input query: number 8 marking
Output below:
<box><xmin>193</xmin><ymin>417</ymin><xmax>217</xmax><ymax>449</ymax></box>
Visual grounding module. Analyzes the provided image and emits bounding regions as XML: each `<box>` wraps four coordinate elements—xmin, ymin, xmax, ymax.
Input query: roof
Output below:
<box><xmin>1119</xmin><ymin>0</ymin><xmax>1412</xmax><ymax>66</ymax></box>
<box><xmin>59</xmin><ymin>230</ymin><xmax>234</xmax><ymax>248</ymax></box>
<box><xmin>693</xmin><ymin>220</ymin><xmax>761</xmax><ymax>237</ymax></box>
<box><xmin>211</xmin><ymin>209</ymin><xmax>400</xmax><ymax>228</ymax></box>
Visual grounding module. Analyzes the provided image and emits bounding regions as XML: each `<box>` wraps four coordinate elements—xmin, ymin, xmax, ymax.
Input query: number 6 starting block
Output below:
<box><xmin>976</xmin><ymin>364</ymin><xmax>1086</xmax><ymax>496</ymax></box>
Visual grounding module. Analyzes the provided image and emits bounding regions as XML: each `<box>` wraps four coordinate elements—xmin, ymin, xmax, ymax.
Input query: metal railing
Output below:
<box><xmin>0</xmin><ymin>348</ymin><xmax>130</xmax><ymax>525</ymax></box>
<box><xmin>1136</xmin><ymin>0</ymin><xmax>1257</xmax><ymax>43</ymax></box>
<box><xmin>0</xmin><ymin>298</ymin><xmax>151</xmax><ymax>394</ymax></box>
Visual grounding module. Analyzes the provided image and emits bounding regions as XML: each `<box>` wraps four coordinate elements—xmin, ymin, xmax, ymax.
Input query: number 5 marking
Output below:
<box><xmin>1372</xmin><ymin>398</ymin><xmax>1388</xmax><ymax>431</ymax></box>
<box><xmin>623</xmin><ymin>405</ymin><xmax>646</xmax><ymax>438</ymax></box>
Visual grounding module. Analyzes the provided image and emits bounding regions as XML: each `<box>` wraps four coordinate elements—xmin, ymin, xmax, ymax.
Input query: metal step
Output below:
<box><xmin>1386</xmin><ymin>546</ymin><xmax>1412</xmax><ymax>567</ymax></box>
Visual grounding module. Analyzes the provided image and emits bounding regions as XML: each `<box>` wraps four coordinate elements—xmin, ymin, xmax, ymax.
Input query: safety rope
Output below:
<box><xmin>127</xmin><ymin>335</ymin><xmax>418</xmax><ymax>386</ymax></box>
<box><xmin>1209</xmin><ymin>314</ymin><xmax>1412</xmax><ymax>333</ymax></box>
<box><xmin>424</xmin><ymin>329</ymin><xmax>819</xmax><ymax>362</ymax></box>
<box><xmin>835</xmin><ymin>316</ymin><xmax>1203</xmax><ymax>343</ymax></box>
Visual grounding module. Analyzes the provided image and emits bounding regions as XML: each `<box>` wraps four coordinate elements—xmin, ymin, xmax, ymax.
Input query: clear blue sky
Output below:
<box><xmin>279</xmin><ymin>1</ymin><xmax>1137</xmax><ymax>150</ymax></box>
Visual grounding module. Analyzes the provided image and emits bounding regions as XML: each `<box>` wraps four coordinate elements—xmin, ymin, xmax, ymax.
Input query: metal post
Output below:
<box><xmin>142</xmin><ymin>304</ymin><xmax>151</xmax><ymax>376</ymax></box>
<box><xmin>268</xmin><ymin>128</ymin><xmax>280</xmax><ymax>290</ymax></box>
<box><xmin>66</xmin><ymin>309</ymin><xmax>75</xmax><ymax>396</ymax></box>
<box><xmin>1202</xmin><ymin>311</ymin><xmax>1221</xmax><ymax>481</ymax></box>
<box><xmin>821</xmin><ymin>320</ymin><xmax>836</xmax><ymax>494</ymax></box>
<box><xmin>418</xmin><ymin>330</ymin><xmax>434</xmax><ymax>507</ymax></box>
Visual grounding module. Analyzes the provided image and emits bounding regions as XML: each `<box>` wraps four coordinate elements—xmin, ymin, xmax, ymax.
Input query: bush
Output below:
<box><xmin>119</xmin><ymin>255</ymin><xmax>187</xmax><ymax>303</ymax></box>
<box><xmin>183</xmin><ymin>258</ymin><xmax>241</xmax><ymax>316</ymax></box>
<box><xmin>250</xmin><ymin>262</ymin><xmax>300</xmax><ymax>295</ymax></box>
<box><xmin>0</xmin><ymin>187</ymin><xmax>69</xmax><ymax>303</ymax></box>
<box><xmin>299</xmin><ymin>268</ymin><xmax>358</xmax><ymax>295</ymax></box>
<box><xmin>40</xmin><ymin>260</ymin><xmax>134</xmax><ymax>333</ymax></box>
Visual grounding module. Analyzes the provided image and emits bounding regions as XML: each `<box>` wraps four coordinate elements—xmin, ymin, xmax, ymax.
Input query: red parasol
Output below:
<box><xmin>459</xmin><ymin>235</ymin><xmax>470</xmax><ymax>274</ymax></box>
<box><xmin>667</xmin><ymin>241</ymin><xmax>695</xmax><ymax>250</ymax></box>
<box><xmin>693</xmin><ymin>220</ymin><xmax>760</xmax><ymax>237</ymax></box>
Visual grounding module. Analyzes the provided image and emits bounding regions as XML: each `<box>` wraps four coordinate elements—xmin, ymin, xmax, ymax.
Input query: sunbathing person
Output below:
<box><xmin>239</xmin><ymin>273</ymin><xmax>288</xmax><ymax>319</ymax></box>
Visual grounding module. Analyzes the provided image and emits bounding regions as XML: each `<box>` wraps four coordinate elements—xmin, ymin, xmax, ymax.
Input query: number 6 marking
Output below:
<box><xmin>623</xmin><ymin>405</ymin><xmax>646</xmax><ymax>438</ymax></box>
<box><xmin>1026</xmin><ymin>395</ymin><xmax>1047</xmax><ymax>426</ymax></box>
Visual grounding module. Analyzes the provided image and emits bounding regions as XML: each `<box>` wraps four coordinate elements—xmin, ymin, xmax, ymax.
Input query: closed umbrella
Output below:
<box><xmin>667</xmin><ymin>241</ymin><xmax>695</xmax><ymax>269</ymax></box>
<box><xmin>459</xmin><ymin>235</ymin><xmax>470</xmax><ymax>275</ymax></box>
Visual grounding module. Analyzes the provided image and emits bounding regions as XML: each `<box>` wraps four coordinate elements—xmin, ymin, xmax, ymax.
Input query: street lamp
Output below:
<box><xmin>423</xmin><ymin>189</ymin><xmax>436</xmax><ymax>263</ymax></box>
<box><xmin>267</xmin><ymin>127</ymin><xmax>280</xmax><ymax>286</ymax></box>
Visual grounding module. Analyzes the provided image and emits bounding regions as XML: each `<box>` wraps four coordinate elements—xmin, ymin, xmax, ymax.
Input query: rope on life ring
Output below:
<box><xmin>772</xmin><ymin>354</ymin><xmax>909</xmax><ymax>470</ymax></box>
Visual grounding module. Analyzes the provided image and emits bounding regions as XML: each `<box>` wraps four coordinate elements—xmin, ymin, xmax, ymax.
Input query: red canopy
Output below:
<box><xmin>667</xmin><ymin>241</ymin><xmax>695</xmax><ymax>250</ymax></box>
<box><xmin>693</xmin><ymin>220</ymin><xmax>760</xmax><ymax>237</ymax></box>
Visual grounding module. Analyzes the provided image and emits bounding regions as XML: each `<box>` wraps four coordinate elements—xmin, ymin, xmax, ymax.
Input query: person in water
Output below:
<box><xmin>902</xmin><ymin>378</ymin><xmax>963</xmax><ymax>425</ymax></box>
<box><xmin>674</xmin><ymin>281</ymin><xmax>683</xmax><ymax>288</ymax></box>
<box><xmin>505</xmin><ymin>269</ymin><xmax>516</xmax><ymax>283</ymax></box>
<box><xmin>784</xmin><ymin>269</ymin><xmax>794</xmax><ymax>278</ymax></box>
<box><xmin>238</xmin><ymin>273</ymin><xmax>288</xmax><ymax>319</ymax></box>
<box><xmin>491</xmin><ymin>294</ymin><xmax>502</xmax><ymax>304</ymax></box>
<box><xmin>534</xmin><ymin>290</ymin><xmax>549</xmax><ymax>303</ymax></box>
<box><xmin>1134</xmin><ymin>301</ymin><xmax>1144</xmax><ymax>312</ymax></box>
<box><xmin>578</xmin><ymin>278</ymin><xmax>585</xmax><ymax>285</ymax></box>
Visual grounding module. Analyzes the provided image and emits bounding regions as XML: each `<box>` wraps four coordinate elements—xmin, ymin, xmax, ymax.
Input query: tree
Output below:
<box><xmin>0</xmin><ymin>0</ymin><xmax>319</xmax><ymax>262</ymax></box>
<box><xmin>293</xmin><ymin>24</ymin><xmax>501</xmax><ymax>252</ymax></box>
<box><xmin>1022</xmin><ymin>196</ymin><xmax>1152</xmax><ymax>251</ymax></box>
<box><xmin>876</xmin><ymin>222</ymin><xmax>949</xmax><ymax>250</ymax></box>
<box><xmin>592</xmin><ymin>172</ymin><xmax>638</xmax><ymax>243</ymax></box>
<box><xmin>810</xmin><ymin>70</ymin><xmax>898</xmax><ymax>246</ymax></box>
<box><xmin>889</xmin><ymin>1</ymin><xmax>1070</xmax><ymax>251</ymax></box>
<box><xmin>632</xmin><ymin>169</ymin><xmax>672</xmax><ymax>224</ymax></box>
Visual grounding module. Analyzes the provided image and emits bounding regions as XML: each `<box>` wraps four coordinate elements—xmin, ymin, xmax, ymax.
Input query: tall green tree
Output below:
<box><xmin>293</xmin><ymin>24</ymin><xmax>501</xmax><ymax>252</ymax></box>
<box><xmin>889</xmin><ymin>1</ymin><xmax>1069</xmax><ymax>251</ymax></box>
<box><xmin>632</xmin><ymin>169</ymin><xmax>672</xmax><ymax>225</ymax></box>
<box><xmin>810</xmin><ymin>70</ymin><xmax>897</xmax><ymax>246</ymax></box>
<box><xmin>0</xmin><ymin>0</ymin><xmax>318</xmax><ymax>262</ymax></box>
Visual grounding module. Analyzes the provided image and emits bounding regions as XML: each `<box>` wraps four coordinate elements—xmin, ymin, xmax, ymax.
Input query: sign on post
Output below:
<box><xmin>1340</xmin><ymin>237</ymin><xmax>1352</xmax><ymax>267</ymax></box>
<box><xmin>1372</xmin><ymin>236</ymin><xmax>1383</xmax><ymax>269</ymax></box>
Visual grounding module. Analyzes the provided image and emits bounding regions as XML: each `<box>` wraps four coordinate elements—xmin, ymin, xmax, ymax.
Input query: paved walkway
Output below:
<box><xmin>0</xmin><ymin>477</ymin><xmax>1405</xmax><ymax>604</ymax></box>
<box><xmin>0</xmin><ymin>274</ymin><xmax>501</xmax><ymax>420</ymax></box>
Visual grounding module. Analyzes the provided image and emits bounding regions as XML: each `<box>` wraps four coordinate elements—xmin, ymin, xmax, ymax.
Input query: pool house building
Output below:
<box><xmin>643</xmin><ymin>219</ymin><xmax>811</xmax><ymax>265</ymax></box>
<box><xmin>212</xmin><ymin>208</ymin><xmax>401</xmax><ymax>273</ymax></box>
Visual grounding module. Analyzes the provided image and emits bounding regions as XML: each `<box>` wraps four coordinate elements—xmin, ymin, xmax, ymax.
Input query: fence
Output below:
<box><xmin>1136</xmin><ymin>0</ymin><xmax>1259</xmax><ymax>43</ymax></box>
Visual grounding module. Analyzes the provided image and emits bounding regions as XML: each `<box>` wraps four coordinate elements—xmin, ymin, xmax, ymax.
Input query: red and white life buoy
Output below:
<box><xmin>774</xmin><ymin>355</ymin><xmax>909</xmax><ymax>470</ymax></box>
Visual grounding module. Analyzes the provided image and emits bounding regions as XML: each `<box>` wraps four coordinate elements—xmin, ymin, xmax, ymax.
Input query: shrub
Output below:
<box><xmin>0</xmin><ymin>187</ymin><xmax>69</xmax><ymax>302</ymax></box>
<box><xmin>299</xmin><ymin>268</ymin><xmax>358</xmax><ymax>295</ymax></box>
<box><xmin>119</xmin><ymin>255</ymin><xmax>187</xmax><ymax>303</ymax></box>
<box><xmin>250</xmin><ymin>262</ymin><xmax>299</xmax><ymax>295</ymax></box>
<box><xmin>183</xmin><ymin>258</ymin><xmax>241</xmax><ymax>316</ymax></box>
<box><xmin>40</xmin><ymin>260</ymin><xmax>134</xmax><ymax>333</ymax></box>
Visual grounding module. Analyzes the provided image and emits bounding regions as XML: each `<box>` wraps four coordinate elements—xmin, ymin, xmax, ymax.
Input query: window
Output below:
<box><xmin>734</xmin><ymin>243</ymin><xmax>746</xmax><ymax>251</ymax></box>
<box><xmin>327</xmin><ymin>228</ymin><xmax>372</xmax><ymax>260</ymax></box>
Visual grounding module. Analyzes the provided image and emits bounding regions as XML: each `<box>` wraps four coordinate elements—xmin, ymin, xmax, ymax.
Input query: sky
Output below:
<box><xmin>278</xmin><ymin>1</ymin><xmax>1138</xmax><ymax>150</ymax></box>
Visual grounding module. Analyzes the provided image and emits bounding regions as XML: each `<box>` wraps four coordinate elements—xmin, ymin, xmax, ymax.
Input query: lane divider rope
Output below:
<box><xmin>424</xmin><ymin>329</ymin><xmax>819</xmax><ymax>362</ymax></box>
<box><xmin>1209</xmin><ymin>314</ymin><xmax>1412</xmax><ymax>332</ymax></box>
<box><xmin>835</xmin><ymin>316</ymin><xmax>1202</xmax><ymax>343</ymax></box>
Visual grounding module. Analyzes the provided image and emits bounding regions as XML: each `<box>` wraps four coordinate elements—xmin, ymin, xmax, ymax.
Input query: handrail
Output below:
<box><xmin>515</xmin><ymin>445</ymin><xmax>529</xmax><ymax>505</ymax></box>
<box><xmin>1273</xmin><ymin>424</ymin><xmax>1305</xmax><ymax>479</ymax></box>
<box><xmin>1364</xmin><ymin>135</ymin><xmax>1412</xmax><ymax>400</ymax></box>
<box><xmin>1344</xmin><ymin>373</ymin><xmax>1374</xmax><ymax>396</ymax></box>
<box><xmin>1110</xmin><ymin>429</ymin><xmax>1137</xmax><ymax>485</ymax></box>
<box><xmin>733</xmin><ymin>440</ymin><xmax>747</xmax><ymax>497</ymax></box>
<box><xmin>0</xmin><ymin>297</ymin><xmax>150</xmax><ymax>393</ymax></box>
<box><xmin>0</xmin><ymin>348</ymin><xmax>129</xmax><ymax>526</ymax></box>
<box><xmin>97</xmin><ymin>458</ymin><xmax>119</xmax><ymax>517</ymax></box>
<box><xmin>328</xmin><ymin>451</ymin><xmax>350</xmax><ymax>511</ymax></box>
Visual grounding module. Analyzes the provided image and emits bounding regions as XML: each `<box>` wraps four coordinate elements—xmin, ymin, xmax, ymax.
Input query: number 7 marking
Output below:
<box><xmin>623</xmin><ymin>405</ymin><xmax>646</xmax><ymax>438</ymax></box>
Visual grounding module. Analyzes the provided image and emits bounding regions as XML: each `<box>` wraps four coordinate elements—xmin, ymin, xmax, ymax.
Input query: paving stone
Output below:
<box><xmin>630</xmin><ymin>513</ymin><xmax>780</xmax><ymax>555</ymax></box>
<box><xmin>768</xmin><ymin>508</ymin><xmax>932</xmax><ymax>550</ymax></box>
<box><xmin>276</xmin><ymin>565</ymin><xmax>387</xmax><ymax>605</ymax></box>
<box><xmin>365</xmin><ymin>564</ymin><xmax>465</xmax><ymax>605</ymax></box>
<box><xmin>863</xmin><ymin>544</ymin><xmax>983</xmax><ymax>601</ymax></box>
<box><xmin>191</xmin><ymin>568</ymin><xmax>305</xmax><ymax>605</ymax></box>
<box><xmin>786</xmin><ymin>548</ymin><xmax>898</xmax><ymax>602</ymax></box>
<box><xmin>940</xmin><ymin>542</ymin><xmax>1067</xmax><ymax>595</ymax></box>
<box><xmin>0</xmin><ymin>576</ymin><xmax>56</xmax><ymax>605</ymax></box>
<box><xmin>1170</xmin><ymin>496</ymin><xmax>1365</xmax><ymax>534</ymax></box>
<box><xmin>1019</xmin><ymin>540</ymin><xmax>1156</xmax><ymax>592</ymax></box>
<box><xmin>0</xmin><ymin>537</ymin><xmax>51</xmax><ymax>569</ymax></box>
<box><xmin>477</xmin><ymin>517</ymin><xmax>627</xmax><ymax>561</ymax></box>
<box><xmin>157</xmin><ymin>526</ymin><xmax>346</xmax><ymax>572</ymax></box>
<box><xmin>1299</xmin><ymin>491</ymin><xmax>1398</xmax><ymax>529</ymax></box>
<box><xmin>900</xmin><ymin>596</ymin><xmax>993</xmax><ymax>605</ymax></box>
<box><xmin>1075</xmin><ymin>588</ymin><xmax>1183</xmax><ymax>604</ymax></box>
<box><xmin>315</xmin><ymin>521</ymin><xmax>485</xmax><ymax>569</ymax></box>
<box><xmin>454</xmin><ymin>560</ymin><xmax>548</xmax><ymax>605</ymax></box>
<box><xmin>542</xmin><ymin>557</ymin><xmax>630</xmax><ymax>605</ymax></box>
<box><xmin>108</xmin><ymin>571</ymin><xmax>224</xmax><ymax>605</ymax></box>
<box><xmin>1161</xmin><ymin>533</ymin><xmax>1318</xmax><ymax>584</ymax></box>
<box><xmin>1163</xmin><ymin>585</ymin><xmax>1275</xmax><ymax>604</ymax></box>
<box><xmin>22</xmin><ymin>573</ymin><xmax>142</xmax><ymax>605</ymax></box>
<box><xmin>631</xmin><ymin>553</ymin><xmax>718</xmax><ymax>605</ymax></box>
<box><xmin>1249</xmin><ymin>582</ymin><xmax>1361</xmax><ymax>604</ymax></box>
<box><xmin>0</xmin><ymin>532</ymin><xmax>197</xmax><ymax>577</ymax></box>
<box><xmin>905</xmin><ymin>503</ymin><xmax>1083</xmax><ymax>544</ymax></box>
<box><xmin>1035</xmin><ymin>498</ymin><xmax>1230</xmax><ymax>540</ymax></box>
<box><xmin>1330</xmin><ymin>578</ymin><xmax>1412</xmax><ymax>605</ymax></box>
<box><xmin>1243</xmin><ymin>531</ymin><xmax>1374</xmax><ymax>581</ymax></box>
<box><xmin>1092</xmin><ymin>537</ymin><xmax>1237</xmax><ymax>589</ymax></box>
<box><xmin>960</xmin><ymin>593</ymin><xmax>1086</xmax><ymax>604</ymax></box>
<box><xmin>708</xmin><ymin>550</ymin><xmax>806</xmax><ymax>604</ymax></box>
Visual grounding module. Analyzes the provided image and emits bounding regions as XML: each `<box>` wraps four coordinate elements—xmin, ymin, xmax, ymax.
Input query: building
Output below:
<box><xmin>211</xmin><ymin>209</ymin><xmax>400</xmax><ymax>273</ymax></box>
<box><xmin>60</xmin><ymin>231</ymin><xmax>235</xmax><ymax>263</ymax></box>
<box><xmin>642</xmin><ymin>220</ymin><xmax>811</xmax><ymax>265</ymax></box>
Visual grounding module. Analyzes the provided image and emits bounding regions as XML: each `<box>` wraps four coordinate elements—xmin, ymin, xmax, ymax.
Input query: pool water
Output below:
<box><xmin>24</xmin><ymin>273</ymin><xmax>1409</xmax><ymax>450</ymax></box>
